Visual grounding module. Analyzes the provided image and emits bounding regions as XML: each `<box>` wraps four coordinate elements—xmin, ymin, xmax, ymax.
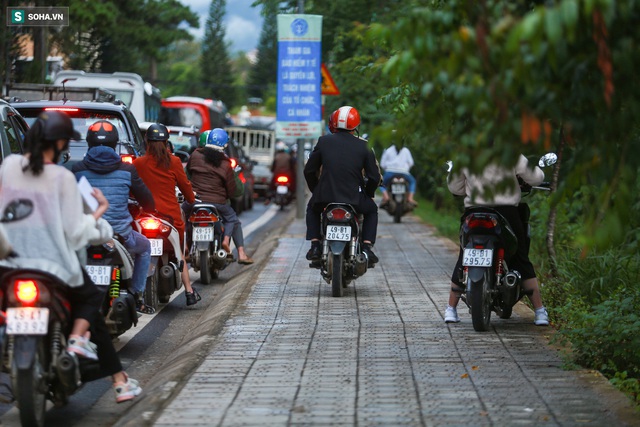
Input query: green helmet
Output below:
<box><xmin>198</xmin><ymin>130</ymin><xmax>211</xmax><ymax>148</ymax></box>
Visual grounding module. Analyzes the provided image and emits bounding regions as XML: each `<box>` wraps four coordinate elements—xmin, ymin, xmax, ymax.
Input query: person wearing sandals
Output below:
<box><xmin>185</xmin><ymin>128</ymin><xmax>254</xmax><ymax>265</ymax></box>
<box><xmin>0</xmin><ymin>111</ymin><xmax>142</xmax><ymax>402</ymax></box>
<box><xmin>73</xmin><ymin>121</ymin><xmax>156</xmax><ymax>314</ymax></box>
<box><xmin>134</xmin><ymin>123</ymin><xmax>201</xmax><ymax>306</ymax></box>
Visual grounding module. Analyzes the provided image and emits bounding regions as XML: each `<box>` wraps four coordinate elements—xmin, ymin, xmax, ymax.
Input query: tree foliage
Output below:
<box><xmin>201</xmin><ymin>0</ymin><xmax>236</xmax><ymax>108</ymax></box>
<box><xmin>247</xmin><ymin>0</ymin><xmax>278</xmax><ymax>100</ymax></box>
<box><xmin>369</xmin><ymin>0</ymin><xmax>640</xmax><ymax>251</ymax></box>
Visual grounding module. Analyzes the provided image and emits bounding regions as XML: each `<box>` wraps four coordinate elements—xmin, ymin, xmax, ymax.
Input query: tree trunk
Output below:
<box><xmin>546</xmin><ymin>125</ymin><xmax>565</xmax><ymax>277</ymax></box>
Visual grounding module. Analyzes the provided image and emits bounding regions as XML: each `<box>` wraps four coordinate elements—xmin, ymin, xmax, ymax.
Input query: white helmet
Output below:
<box><xmin>275</xmin><ymin>141</ymin><xmax>287</xmax><ymax>152</ymax></box>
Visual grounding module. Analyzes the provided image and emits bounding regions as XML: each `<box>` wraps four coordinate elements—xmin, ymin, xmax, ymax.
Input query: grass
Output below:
<box><xmin>411</xmin><ymin>196</ymin><xmax>460</xmax><ymax>241</ymax></box>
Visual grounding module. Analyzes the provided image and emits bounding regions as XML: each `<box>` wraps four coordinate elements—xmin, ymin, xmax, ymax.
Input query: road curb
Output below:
<box><xmin>113</xmin><ymin>210</ymin><xmax>295</xmax><ymax>427</ymax></box>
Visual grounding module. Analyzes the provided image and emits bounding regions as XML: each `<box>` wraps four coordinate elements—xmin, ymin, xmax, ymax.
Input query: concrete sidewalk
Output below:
<box><xmin>117</xmin><ymin>212</ymin><xmax>637</xmax><ymax>427</ymax></box>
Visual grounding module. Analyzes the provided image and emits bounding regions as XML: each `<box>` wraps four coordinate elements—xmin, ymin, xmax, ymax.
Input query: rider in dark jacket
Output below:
<box><xmin>72</xmin><ymin>121</ymin><xmax>156</xmax><ymax>314</ymax></box>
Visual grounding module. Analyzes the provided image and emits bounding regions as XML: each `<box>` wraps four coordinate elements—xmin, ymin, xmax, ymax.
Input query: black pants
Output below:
<box><xmin>305</xmin><ymin>195</ymin><xmax>378</xmax><ymax>244</ymax></box>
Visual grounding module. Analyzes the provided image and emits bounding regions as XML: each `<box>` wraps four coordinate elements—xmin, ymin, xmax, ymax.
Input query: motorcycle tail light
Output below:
<box><xmin>190</xmin><ymin>209</ymin><xmax>218</xmax><ymax>223</ymax></box>
<box><xmin>465</xmin><ymin>216</ymin><xmax>497</xmax><ymax>229</ymax></box>
<box><xmin>91</xmin><ymin>253</ymin><xmax>104</xmax><ymax>259</ymax></box>
<box><xmin>276</xmin><ymin>175</ymin><xmax>289</xmax><ymax>184</ymax></box>
<box><xmin>15</xmin><ymin>280</ymin><xmax>39</xmax><ymax>305</ymax></box>
<box><xmin>121</xmin><ymin>154</ymin><xmax>135</xmax><ymax>164</ymax></box>
<box><xmin>140</xmin><ymin>218</ymin><xmax>171</xmax><ymax>238</ymax></box>
<box><xmin>239</xmin><ymin>171</ymin><xmax>246</xmax><ymax>184</ymax></box>
<box><xmin>327</xmin><ymin>208</ymin><xmax>352</xmax><ymax>221</ymax></box>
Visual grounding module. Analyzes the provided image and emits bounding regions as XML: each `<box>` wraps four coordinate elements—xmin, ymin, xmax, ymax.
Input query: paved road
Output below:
<box><xmin>115</xmin><ymin>211</ymin><xmax>637</xmax><ymax>427</ymax></box>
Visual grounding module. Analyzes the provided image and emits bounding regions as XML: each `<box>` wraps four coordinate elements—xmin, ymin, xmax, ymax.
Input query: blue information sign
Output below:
<box><xmin>276</xmin><ymin>15</ymin><xmax>323</xmax><ymax>139</ymax></box>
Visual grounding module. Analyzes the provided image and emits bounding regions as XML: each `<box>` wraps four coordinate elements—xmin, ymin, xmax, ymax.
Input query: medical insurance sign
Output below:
<box><xmin>276</xmin><ymin>15</ymin><xmax>323</xmax><ymax>139</ymax></box>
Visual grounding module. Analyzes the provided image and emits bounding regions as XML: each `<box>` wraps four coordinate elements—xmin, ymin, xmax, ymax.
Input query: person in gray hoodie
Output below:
<box><xmin>72</xmin><ymin>120</ymin><xmax>156</xmax><ymax>314</ymax></box>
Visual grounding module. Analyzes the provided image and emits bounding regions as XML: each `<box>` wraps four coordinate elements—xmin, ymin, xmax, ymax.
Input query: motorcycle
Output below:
<box><xmin>311</xmin><ymin>203</ymin><xmax>370</xmax><ymax>297</ymax></box>
<box><xmin>273</xmin><ymin>174</ymin><xmax>294</xmax><ymax>210</ymax></box>
<box><xmin>131</xmin><ymin>206</ymin><xmax>183</xmax><ymax>305</ymax></box>
<box><xmin>86</xmin><ymin>237</ymin><xmax>138</xmax><ymax>337</ymax></box>
<box><xmin>381</xmin><ymin>174</ymin><xmax>415</xmax><ymax>223</ymax></box>
<box><xmin>0</xmin><ymin>199</ymin><xmax>104</xmax><ymax>427</ymax></box>
<box><xmin>454</xmin><ymin>153</ymin><xmax>557</xmax><ymax>331</ymax></box>
<box><xmin>187</xmin><ymin>201</ymin><xmax>229</xmax><ymax>284</ymax></box>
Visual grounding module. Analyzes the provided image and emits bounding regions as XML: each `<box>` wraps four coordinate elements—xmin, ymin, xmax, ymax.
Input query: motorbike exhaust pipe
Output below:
<box><xmin>354</xmin><ymin>254</ymin><xmax>368</xmax><ymax>277</ymax></box>
<box><xmin>504</xmin><ymin>271</ymin><xmax>521</xmax><ymax>287</ymax></box>
<box><xmin>57</xmin><ymin>352</ymin><xmax>81</xmax><ymax>392</ymax></box>
<box><xmin>212</xmin><ymin>249</ymin><xmax>227</xmax><ymax>268</ymax></box>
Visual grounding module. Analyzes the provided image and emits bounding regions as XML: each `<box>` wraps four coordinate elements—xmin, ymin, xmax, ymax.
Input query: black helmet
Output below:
<box><xmin>86</xmin><ymin>120</ymin><xmax>119</xmax><ymax>149</ymax></box>
<box><xmin>37</xmin><ymin>111</ymin><xmax>80</xmax><ymax>141</ymax></box>
<box><xmin>145</xmin><ymin>123</ymin><xmax>169</xmax><ymax>141</ymax></box>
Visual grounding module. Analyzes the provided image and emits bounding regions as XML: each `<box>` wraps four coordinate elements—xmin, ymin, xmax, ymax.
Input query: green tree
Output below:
<box><xmin>247</xmin><ymin>1</ymin><xmax>277</xmax><ymax>100</ymax></box>
<box><xmin>201</xmin><ymin>0</ymin><xmax>236</xmax><ymax>108</ymax></box>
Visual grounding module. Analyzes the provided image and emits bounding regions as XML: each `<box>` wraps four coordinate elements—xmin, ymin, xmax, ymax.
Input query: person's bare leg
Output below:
<box><xmin>181</xmin><ymin>254</ymin><xmax>193</xmax><ymax>293</ymax></box>
<box><xmin>523</xmin><ymin>277</ymin><xmax>543</xmax><ymax>309</ymax></box>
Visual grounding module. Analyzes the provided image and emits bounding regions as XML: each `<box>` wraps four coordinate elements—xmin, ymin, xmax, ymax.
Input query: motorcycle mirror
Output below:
<box><xmin>538</xmin><ymin>153</ymin><xmax>558</xmax><ymax>168</ymax></box>
<box><xmin>1</xmin><ymin>199</ymin><xmax>34</xmax><ymax>223</ymax></box>
<box><xmin>445</xmin><ymin>160</ymin><xmax>453</xmax><ymax>173</ymax></box>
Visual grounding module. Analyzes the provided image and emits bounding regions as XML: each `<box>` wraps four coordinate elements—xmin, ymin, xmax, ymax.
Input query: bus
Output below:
<box><xmin>159</xmin><ymin>96</ymin><xmax>227</xmax><ymax>132</ymax></box>
<box><xmin>52</xmin><ymin>71</ymin><xmax>161</xmax><ymax>124</ymax></box>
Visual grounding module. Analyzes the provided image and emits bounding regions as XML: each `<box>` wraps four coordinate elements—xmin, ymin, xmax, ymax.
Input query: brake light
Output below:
<box><xmin>91</xmin><ymin>253</ymin><xmax>104</xmax><ymax>259</ymax></box>
<box><xmin>189</xmin><ymin>210</ymin><xmax>218</xmax><ymax>223</ymax></box>
<box><xmin>121</xmin><ymin>154</ymin><xmax>135</xmax><ymax>164</ymax></box>
<box><xmin>230</xmin><ymin>158</ymin><xmax>238</xmax><ymax>169</ymax></box>
<box><xmin>276</xmin><ymin>175</ymin><xmax>289</xmax><ymax>184</ymax></box>
<box><xmin>141</xmin><ymin>218</ymin><xmax>161</xmax><ymax>230</ymax></box>
<box><xmin>239</xmin><ymin>171</ymin><xmax>246</xmax><ymax>184</ymax></box>
<box><xmin>44</xmin><ymin>107</ymin><xmax>79</xmax><ymax>112</ymax></box>
<box><xmin>15</xmin><ymin>280</ymin><xmax>38</xmax><ymax>305</ymax></box>
<box><xmin>327</xmin><ymin>208</ymin><xmax>351</xmax><ymax>221</ymax></box>
<box><xmin>139</xmin><ymin>217</ymin><xmax>171</xmax><ymax>238</ymax></box>
<box><xmin>465</xmin><ymin>216</ymin><xmax>497</xmax><ymax>229</ymax></box>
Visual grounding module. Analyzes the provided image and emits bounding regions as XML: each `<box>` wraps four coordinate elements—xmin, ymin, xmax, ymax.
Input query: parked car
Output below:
<box><xmin>0</xmin><ymin>99</ymin><xmax>30</xmax><ymax>163</ymax></box>
<box><xmin>11</xmin><ymin>99</ymin><xmax>145</xmax><ymax>169</ymax></box>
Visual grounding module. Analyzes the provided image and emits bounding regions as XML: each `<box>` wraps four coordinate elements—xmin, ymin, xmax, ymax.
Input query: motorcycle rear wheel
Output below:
<box><xmin>14</xmin><ymin>339</ymin><xmax>47</xmax><ymax>427</ymax></box>
<box><xmin>469</xmin><ymin>269</ymin><xmax>492</xmax><ymax>332</ymax></box>
<box><xmin>331</xmin><ymin>253</ymin><xmax>344</xmax><ymax>297</ymax></box>
<box><xmin>144</xmin><ymin>269</ymin><xmax>159</xmax><ymax>311</ymax></box>
<box><xmin>199</xmin><ymin>249</ymin><xmax>211</xmax><ymax>284</ymax></box>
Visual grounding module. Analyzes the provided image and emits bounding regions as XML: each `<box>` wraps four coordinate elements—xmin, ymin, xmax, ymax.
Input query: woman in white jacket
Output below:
<box><xmin>0</xmin><ymin>111</ymin><xmax>141</xmax><ymax>403</ymax></box>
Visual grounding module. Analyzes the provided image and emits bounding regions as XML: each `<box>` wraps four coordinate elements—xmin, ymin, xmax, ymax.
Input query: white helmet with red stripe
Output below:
<box><xmin>335</xmin><ymin>106</ymin><xmax>361</xmax><ymax>131</ymax></box>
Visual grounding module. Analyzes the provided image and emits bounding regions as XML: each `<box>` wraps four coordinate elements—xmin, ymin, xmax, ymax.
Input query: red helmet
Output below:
<box><xmin>335</xmin><ymin>106</ymin><xmax>360</xmax><ymax>131</ymax></box>
<box><xmin>328</xmin><ymin>109</ymin><xmax>339</xmax><ymax>133</ymax></box>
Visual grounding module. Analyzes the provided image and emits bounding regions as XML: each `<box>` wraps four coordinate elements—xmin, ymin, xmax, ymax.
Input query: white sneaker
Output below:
<box><xmin>444</xmin><ymin>306</ymin><xmax>460</xmax><ymax>323</ymax></box>
<box><xmin>114</xmin><ymin>375</ymin><xmax>142</xmax><ymax>403</ymax></box>
<box><xmin>67</xmin><ymin>335</ymin><xmax>98</xmax><ymax>361</ymax></box>
<box><xmin>534</xmin><ymin>307</ymin><xmax>549</xmax><ymax>326</ymax></box>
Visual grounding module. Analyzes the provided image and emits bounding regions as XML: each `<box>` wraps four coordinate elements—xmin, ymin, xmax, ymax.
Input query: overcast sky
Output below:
<box><xmin>179</xmin><ymin>0</ymin><xmax>264</xmax><ymax>53</ymax></box>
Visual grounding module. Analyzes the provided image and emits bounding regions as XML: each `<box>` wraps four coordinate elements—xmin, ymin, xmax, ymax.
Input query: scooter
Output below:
<box><xmin>0</xmin><ymin>199</ymin><xmax>104</xmax><ymax>427</ymax></box>
<box><xmin>273</xmin><ymin>174</ymin><xmax>294</xmax><ymax>210</ymax></box>
<box><xmin>86</xmin><ymin>237</ymin><xmax>138</xmax><ymax>337</ymax></box>
<box><xmin>313</xmin><ymin>203</ymin><xmax>369</xmax><ymax>297</ymax></box>
<box><xmin>382</xmin><ymin>174</ymin><xmax>415</xmax><ymax>223</ymax></box>
<box><xmin>187</xmin><ymin>202</ymin><xmax>229</xmax><ymax>284</ymax></box>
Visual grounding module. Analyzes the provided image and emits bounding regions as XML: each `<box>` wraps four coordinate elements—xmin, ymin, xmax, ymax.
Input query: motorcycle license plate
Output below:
<box><xmin>150</xmin><ymin>239</ymin><xmax>163</xmax><ymax>256</ymax></box>
<box><xmin>6</xmin><ymin>308</ymin><xmax>50</xmax><ymax>335</ymax></box>
<box><xmin>326</xmin><ymin>225</ymin><xmax>351</xmax><ymax>241</ymax></box>
<box><xmin>193</xmin><ymin>226</ymin><xmax>214</xmax><ymax>242</ymax></box>
<box><xmin>391</xmin><ymin>184</ymin><xmax>405</xmax><ymax>194</ymax></box>
<box><xmin>462</xmin><ymin>248</ymin><xmax>493</xmax><ymax>267</ymax></box>
<box><xmin>276</xmin><ymin>185</ymin><xmax>288</xmax><ymax>195</ymax></box>
<box><xmin>86</xmin><ymin>265</ymin><xmax>112</xmax><ymax>285</ymax></box>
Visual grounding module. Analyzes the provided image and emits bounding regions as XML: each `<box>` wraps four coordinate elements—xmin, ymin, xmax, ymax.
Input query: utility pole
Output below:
<box><xmin>295</xmin><ymin>0</ymin><xmax>306</xmax><ymax>219</ymax></box>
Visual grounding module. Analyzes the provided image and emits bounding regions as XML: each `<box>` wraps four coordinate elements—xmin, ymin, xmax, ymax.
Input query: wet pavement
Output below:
<box><xmin>115</xmin><ymin>212</ymin><xmax>638</xmax><ymax>427</ymax></box>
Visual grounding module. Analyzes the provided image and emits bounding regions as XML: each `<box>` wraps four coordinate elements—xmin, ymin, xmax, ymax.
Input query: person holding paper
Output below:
<box><xmin>72</xmin><ymin>120</ymin><xmax>157</xmax><ymax>314</ymax></box>
<box><xmin>0</xmin><ymin>111</ymin><xmax>142</xmax><ymax>403</ymax></box>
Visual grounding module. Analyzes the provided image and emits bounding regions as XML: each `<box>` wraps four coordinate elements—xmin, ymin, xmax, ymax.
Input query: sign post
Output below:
<box><xmin>276</xmin><ymin>14</ymin><xmax>323</xmax><ymax>218</ymax></box>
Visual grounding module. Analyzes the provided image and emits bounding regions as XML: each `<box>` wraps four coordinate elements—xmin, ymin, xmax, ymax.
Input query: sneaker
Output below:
<box><xmin>444</xmin><ymin>306</ymin><xmax>460</xmax><ymax>323</ymax></box>
<box><xmin>362</xmin><ymin>244</ymin><xmax>379</xmax><ymax>265</ymax></box>
<box><xmin>114</xmin><ymin>375</ymin><xmax>142</xmax><ymax>403</ymax></box>
<box><xmin>534</xmin><ymin>307</ymin><xmax>549</xmax><ymax>326</ymax></box>
<box><xmin>185</xmin><ymin>287</ymin><xmax>201</xmax><ymax>306</ymax></box>
<box><xmin>67</xmin><ymin>335</ymin><xmax>98</xmax><ymax>361</ymax></box>
<box><xmin>305</xmin><ymin>242</ymin><xmax>322</xmax><ymax>261</ymax></box>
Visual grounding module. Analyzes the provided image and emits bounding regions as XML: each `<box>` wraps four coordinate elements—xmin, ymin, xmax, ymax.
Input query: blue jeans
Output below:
<box><xmin>122</xmin><ymin>230</ymin><xmax>151</xmax><ymax>295</ymax></box>
<box><xmin>380</xmin><ymin>171</ymin><xmax>416</xmax><ymax>194</ymax></box>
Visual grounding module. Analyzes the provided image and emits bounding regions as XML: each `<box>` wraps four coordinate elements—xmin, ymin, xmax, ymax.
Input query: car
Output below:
<box><xmin>252</xmin><ymin>163</ymin><xmax>272</xmax><ymax>198</ymax></box>
<box><xmin>0</xmin><ymin>99</ymin><xmax>30</xmax><ymax>163</ymax></box>
<box><xmin>11</xmin><ymin>99</ymin><xmax>145</xmax><ymax>169</ymax></box>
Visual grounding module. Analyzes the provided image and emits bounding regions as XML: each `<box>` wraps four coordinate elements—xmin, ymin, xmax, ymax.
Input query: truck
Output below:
<box><xmin>2</xmin><ymin>82</ymin><xmax>116</xmax><ymax>103</ymax></box>
<box><xmin>225</xmin><ymin>124</ymin><xmax>276</xmax><ymax>198</ymax></box>
<box><xmin>52</xmin><ymin>71</ymin><xmax>161</xmax><ymax>124</ymax></box>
